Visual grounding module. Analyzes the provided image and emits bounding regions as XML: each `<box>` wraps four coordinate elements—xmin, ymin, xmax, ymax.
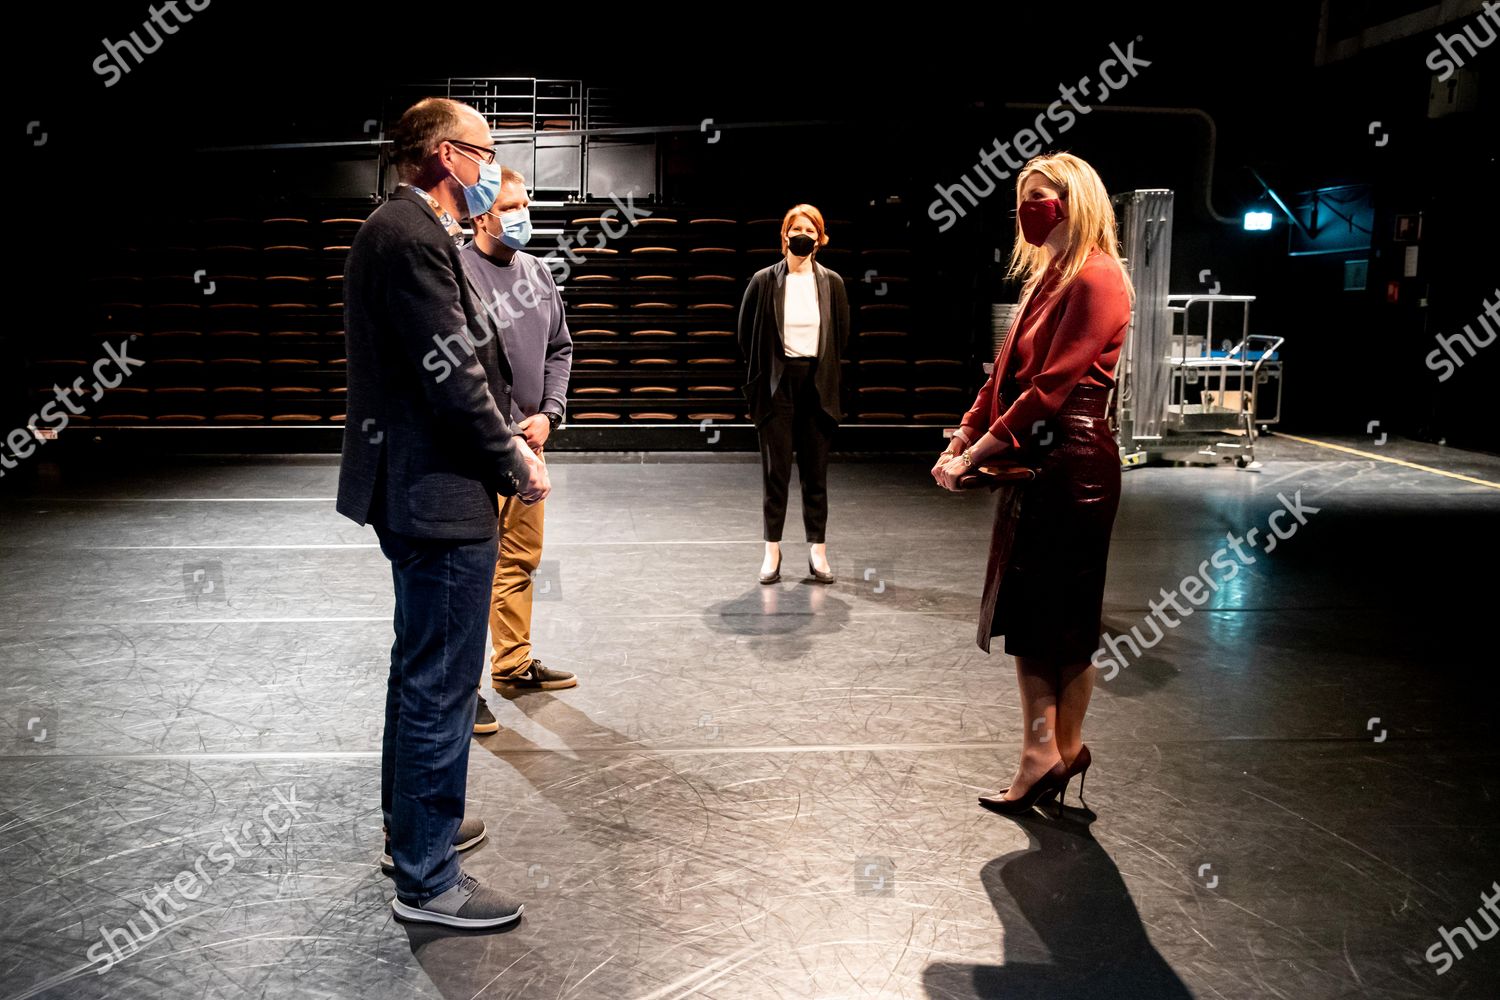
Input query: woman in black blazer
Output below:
<box><xmin>736</xmin><ymin>204</ymin><xmax>850</xmax><ymax>584</ymax></box>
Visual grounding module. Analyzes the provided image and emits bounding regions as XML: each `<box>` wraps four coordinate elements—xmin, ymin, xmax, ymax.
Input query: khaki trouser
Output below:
<box><xmin>488</xmin><ymin>491</ymin><xmax>545</xmax><ymax>679</ymax></box>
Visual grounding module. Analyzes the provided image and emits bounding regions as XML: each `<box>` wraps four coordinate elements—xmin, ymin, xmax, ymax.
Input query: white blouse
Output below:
<box><xmin>781</xmin><ymin>270</ymin><xmax>820</xmax><ymax>357</ymax></box>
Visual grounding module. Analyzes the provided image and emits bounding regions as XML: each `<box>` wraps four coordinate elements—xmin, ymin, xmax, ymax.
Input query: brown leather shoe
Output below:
<box><xmin>807</xmin><ymin>557</ymin><xmax>836</xmax><ymax>584</ymax></box>
<box><xmin>495</xmin><ymin>659</ymin><xmax>577</xmax><ymax>691</ymax></box>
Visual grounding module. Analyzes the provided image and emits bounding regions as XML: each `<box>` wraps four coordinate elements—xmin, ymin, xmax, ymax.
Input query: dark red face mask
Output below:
<box><xmin>1019</xmin><ymin>198</ymin><xmax>1067</xmax><ymax>246</ymax></box>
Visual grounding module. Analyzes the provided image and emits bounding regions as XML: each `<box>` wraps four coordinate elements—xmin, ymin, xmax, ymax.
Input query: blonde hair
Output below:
<box><xmin>780</xmin><ymin>204</ymin><xmax>829</xmax><ymax>256</ymax></box>
<box><xmin>1006</xmin><ymin>152</ymin><xmax>1132</xmax><ymax>302</ymax></box>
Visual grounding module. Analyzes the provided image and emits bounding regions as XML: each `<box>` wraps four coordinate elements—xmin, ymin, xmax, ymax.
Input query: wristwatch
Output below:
<box><xmin>545</xmin><ymin>411</ymin><xmax>562</xmax><ymax>431</ymax></box>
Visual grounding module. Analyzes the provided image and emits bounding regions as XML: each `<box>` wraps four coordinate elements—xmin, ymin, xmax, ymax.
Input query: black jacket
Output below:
<box><xmin>336</xmin><ymin>187</ymin><xmax>527</xmax><ymax>540</ymax></box>
<box><xmin>737</xmin><ymin>257</ymin><xmax>850</xmax><ymax>425</ymax></box>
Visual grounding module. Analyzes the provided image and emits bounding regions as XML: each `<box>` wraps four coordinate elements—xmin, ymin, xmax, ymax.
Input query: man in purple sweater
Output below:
<box><xmin>460</xmin><ymin>167</ymin><xmax>577</xmax><ymax>735</ymax></box>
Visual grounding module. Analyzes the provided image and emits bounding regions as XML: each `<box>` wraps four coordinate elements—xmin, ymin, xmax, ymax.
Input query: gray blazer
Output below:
<box><xmin>336</xmin><ymin>187</ymin><xmax>528</xmax><ymax>540</ymax></box>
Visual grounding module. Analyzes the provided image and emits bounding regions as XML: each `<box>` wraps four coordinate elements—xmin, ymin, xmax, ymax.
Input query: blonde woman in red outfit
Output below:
<box><xmin>932</xmin><ymin>152</ymin><xmax>1134</xmax><ymax>815</ymax></box>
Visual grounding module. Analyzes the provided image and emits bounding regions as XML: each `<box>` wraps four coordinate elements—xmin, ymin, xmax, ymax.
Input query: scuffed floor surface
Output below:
<box><xmin>2</xmin><ymin>436</ymin><xmax>1498</xmax><ymax>999</ymax></box>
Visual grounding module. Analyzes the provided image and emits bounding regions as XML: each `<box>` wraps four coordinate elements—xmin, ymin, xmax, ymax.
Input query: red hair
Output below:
<box><xmin>780</xmin><ymin>204</ymin><xmax>829</xmax><ymax>255</ymax></box>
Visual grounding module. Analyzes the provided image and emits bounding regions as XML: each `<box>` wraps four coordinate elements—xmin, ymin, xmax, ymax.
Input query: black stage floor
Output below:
<box><xmin>2</xmin><ymin>436</ymin><xmax>1498</xmax><ymax>999</ymax></box>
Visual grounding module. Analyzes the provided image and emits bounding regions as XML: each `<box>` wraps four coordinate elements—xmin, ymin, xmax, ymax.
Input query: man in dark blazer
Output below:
<box><xmin>337</xmin><ymin>96</ymin><xmax>547</xmax><ymax>930</ymax></box>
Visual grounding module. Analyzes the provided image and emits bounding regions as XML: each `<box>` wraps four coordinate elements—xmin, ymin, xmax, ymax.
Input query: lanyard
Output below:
<box><xmin>405</xmin><ymin>184</ymin><xmax>464</xmax><ymax>243</ymax></box>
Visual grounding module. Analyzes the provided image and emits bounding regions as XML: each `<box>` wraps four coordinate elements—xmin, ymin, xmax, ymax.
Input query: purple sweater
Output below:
<box><xmin>459</xmin><ymin>244</ymin><xmax>573</xmax><ymax>422</ymax></box>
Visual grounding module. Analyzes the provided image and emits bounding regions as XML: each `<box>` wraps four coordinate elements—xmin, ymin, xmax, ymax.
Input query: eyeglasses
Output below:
<box><xmin>444</xmin><ymin>138</ymin><xmax>496</xmax><ymax>164</ymax></box>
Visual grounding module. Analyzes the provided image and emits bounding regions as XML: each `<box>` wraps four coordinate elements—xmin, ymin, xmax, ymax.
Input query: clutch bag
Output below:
<box><xmin>956</xmin><ymin>461</ymin><xmax>1037</xmax><ymax>490</ymax></box>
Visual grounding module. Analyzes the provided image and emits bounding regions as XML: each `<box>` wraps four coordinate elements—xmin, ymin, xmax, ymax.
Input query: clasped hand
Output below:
<box><xmin>515</xmin><ymin>436</ymin><xmax>550</xmax><ymax>505</ymax></box>
<box><xmin>930</xmin><ymin>447</ymin><xmax>970</xmax><ymax>493</ymax></box>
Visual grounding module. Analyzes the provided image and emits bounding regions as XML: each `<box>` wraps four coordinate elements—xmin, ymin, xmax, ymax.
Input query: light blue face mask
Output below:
<box><xmin>452</xmin><ymin>147</ymin><xmax>503</xmax><ymax>218</ymax></box>
<box><xmin>484</xmin><ymin>207</ymin><xmax>532</xmax><ymax>249</ymax></box>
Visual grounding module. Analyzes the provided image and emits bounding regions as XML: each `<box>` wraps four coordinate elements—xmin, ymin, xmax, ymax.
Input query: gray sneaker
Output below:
<box><xmin>474</xmin><ymin>691</ymin><xmax>501</xmax><ymax>734</ymax></box>
<box><xmin>380</xmin><ymin>816</ymin><xmax>487</xmax><ymax>875</ymax></box>
<box><xmin>391</xmin><ymin>872</ymin><xmax>524</xmax><ymax>929</ymax></box>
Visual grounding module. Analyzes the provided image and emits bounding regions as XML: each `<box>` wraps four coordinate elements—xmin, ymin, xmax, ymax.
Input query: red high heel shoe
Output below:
<box><xmin>978</xmin><ymin>759</ymin><xmax>1069</xmax><ymax>814</ymax></box>
<box><xmin>983</xmin><ymin>744</ymin><xmax>1092</xmax><ymax>811</ymax></box>
<box><xmin>1060</xmin><ymin>743</ymin><xmax>1092</xmax><ymax>806</ymax></box>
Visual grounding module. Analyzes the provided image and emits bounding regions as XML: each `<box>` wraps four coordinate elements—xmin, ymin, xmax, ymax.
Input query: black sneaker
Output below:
<box><xmin>381</xmin><ymin>816</ymin><xmax>487</xmax><ymax>875</ymax></box>
<box><xmin>495</xmin><ymin>659</ymin><xmax>577</xmax><ymax>691</ymax></box>
<box><xmin>474</xmin><ymin>691</ymin><xmax>500</xmax><ymax>734</ymax></box>
<box><xmin>391</xmin><ymin>872</ymin><xmax>523</xmax><ymax>929</ymax></box>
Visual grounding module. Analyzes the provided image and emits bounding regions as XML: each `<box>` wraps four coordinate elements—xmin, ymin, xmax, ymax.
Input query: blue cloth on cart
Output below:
<box><xmin>1207</xmin><ymin>348</ymin><xmax>1280</xmax><ymax>361</ymax></box>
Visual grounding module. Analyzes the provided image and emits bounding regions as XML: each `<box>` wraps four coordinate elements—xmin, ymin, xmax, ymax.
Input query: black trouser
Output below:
<box><xmin>758</xmin><ymin>358</ymin><xmax>834</xmax><ymax>543</ymax></box>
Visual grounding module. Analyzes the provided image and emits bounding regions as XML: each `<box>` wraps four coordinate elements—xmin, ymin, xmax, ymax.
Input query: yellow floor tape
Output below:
<box><xmin>1274</xmin><ymin>433</ymin><xmax>1500</xmax><ymax>490</ymax></box>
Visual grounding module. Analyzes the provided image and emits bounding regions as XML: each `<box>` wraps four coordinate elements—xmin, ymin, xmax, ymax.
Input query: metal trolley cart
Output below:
<box><xmin>1164</xmin><ymin>294</ymin><xmax>1285</xmax><ymax>468</ymax></box>
<box><xmin>1112</xmin><ymin>189</ymin><xmax>1287</xmax><ymax>471</ymax></box>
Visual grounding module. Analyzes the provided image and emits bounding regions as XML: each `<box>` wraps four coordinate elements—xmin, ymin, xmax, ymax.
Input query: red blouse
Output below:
<box><xmin>957</xmin><ymin>249</ymin><xmax>1131</xmax><ymax>454</ymax></box>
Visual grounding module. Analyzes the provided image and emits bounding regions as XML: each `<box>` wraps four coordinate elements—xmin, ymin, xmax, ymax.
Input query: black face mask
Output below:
<box><xmin>787</xmin><ymin>233</ymin><xmax>817</xmax><ymax>257</ymax></box>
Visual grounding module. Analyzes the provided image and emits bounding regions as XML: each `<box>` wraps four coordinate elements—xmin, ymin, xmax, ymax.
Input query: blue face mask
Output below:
<box><xmin>485</xmin><ymin>207</ymin><xmax>532</xmax><ymax>249</ymax></box>
<box><xmin>452</xmin><ymin>147</ymin><xmax>503</xmax><ymax>218</ymax></box>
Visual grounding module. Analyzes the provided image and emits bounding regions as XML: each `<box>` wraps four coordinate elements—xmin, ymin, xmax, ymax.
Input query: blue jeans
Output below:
<box><xmin>375</xmin><ymin>524</ymin><xmax>498</xmax><ymax>903</ymax></box>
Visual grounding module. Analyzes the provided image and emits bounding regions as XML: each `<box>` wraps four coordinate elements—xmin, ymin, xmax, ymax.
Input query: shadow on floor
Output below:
<box><xmin>924</xmin><ymin>803</ymin><xmax>1194</xmax><ymax>1000</ymax></box>
<box><xmin>706</xmin><ymin>582</ymin><xmax>852</xmax><ymax>643</ymax></box>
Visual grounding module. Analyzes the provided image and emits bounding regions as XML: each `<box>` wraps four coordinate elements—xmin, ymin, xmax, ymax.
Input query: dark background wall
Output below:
<box><xmin>8</xmin><ymin>1</ymin><xmax>1496</xmax><ymax>452</ymax></box>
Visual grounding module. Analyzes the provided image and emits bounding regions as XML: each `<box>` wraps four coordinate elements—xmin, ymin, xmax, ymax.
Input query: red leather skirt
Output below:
<box><xmin>977</xmin><ymin>383</ymin><xmax>1121</xmax><ymax>661</ymax></box>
